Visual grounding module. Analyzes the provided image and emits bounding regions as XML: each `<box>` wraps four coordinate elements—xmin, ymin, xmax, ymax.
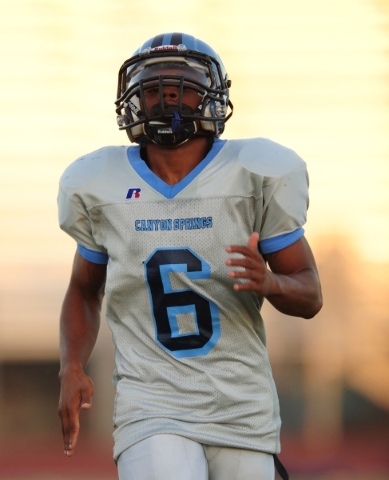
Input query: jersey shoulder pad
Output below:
<box><xmin>60</xmin><ymin>146</ymin><xmax>127</xmax><ymax>189</ymax></box>
<box><xmin>228</xmin><ymin>137</ymin><xmax>305</xmax><ymax>178</ymax></box>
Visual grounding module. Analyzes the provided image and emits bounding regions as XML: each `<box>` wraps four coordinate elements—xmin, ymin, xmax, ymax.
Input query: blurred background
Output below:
<box><xmin>1</xmin><ymin>0</ymin><xmax>389</xmax><ymax>479</ymax></box>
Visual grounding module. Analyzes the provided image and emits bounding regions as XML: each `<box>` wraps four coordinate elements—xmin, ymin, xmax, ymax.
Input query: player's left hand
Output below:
<box><xmin>225</xmin><ymin>232</ymin><xmax>277</xmax><ymax>297</ymax></box>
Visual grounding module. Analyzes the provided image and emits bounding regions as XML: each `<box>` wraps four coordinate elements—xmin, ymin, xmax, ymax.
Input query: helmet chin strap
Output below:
<box><xmin>171</xmin><ymin>110</ymin><xmax>183</xmax><ymax>133</ymax></box>
<box><xmin>143</xmin><ymin>104</ymin><xmax>199</xmax><ymax>146</ymax></box>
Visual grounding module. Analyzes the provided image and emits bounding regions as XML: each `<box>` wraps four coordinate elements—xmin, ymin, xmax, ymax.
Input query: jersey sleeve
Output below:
<box><xmin>258</xmin><ymin>164</ymin><xmax>309</xmax><ymax>254</ymax></box>
<box><xmin>58</xmin><ymin>184</ymin><xmax>108</xmax><ymax>264</ymax></box>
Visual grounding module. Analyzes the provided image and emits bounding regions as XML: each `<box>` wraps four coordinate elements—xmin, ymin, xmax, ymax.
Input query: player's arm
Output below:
<box><xmin>225</xmin><ymin>233</ymin><xmax>322</xmax><ymax>318</ymax></box>
<box><xmin>58</xmin><ymin>250</ymin><xmax>107</xmax><ymax>457</ymax></box>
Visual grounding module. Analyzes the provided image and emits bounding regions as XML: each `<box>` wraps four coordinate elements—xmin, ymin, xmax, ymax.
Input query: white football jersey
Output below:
<box><xmin>58</xmin><ymin>138</ymin><xmax>309</xmax><ymax>460</ymax></box>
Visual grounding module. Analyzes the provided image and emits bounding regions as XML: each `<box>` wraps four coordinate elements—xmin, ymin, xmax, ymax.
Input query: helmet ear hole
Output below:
<box><xmin>125</xmin><ymin>128</ymin><xmax>135</xmax><ymax>143</ymax></box>
<box><xmin>126</xmin><ymin>125</ymin><xmax>144</xmax><ymax>142</ymax></box>
<box><xmin>200</xmin><ymin>120</ymin><xmax>216</xmax><ymax>133</ymax></box>
<box><xmin>200</xmin><ymin>103</ymin><xmax>216</xmax><ymax>132</ymax></box>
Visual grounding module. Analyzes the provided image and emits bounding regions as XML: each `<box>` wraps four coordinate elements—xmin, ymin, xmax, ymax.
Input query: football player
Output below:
<box><xmin>58</xmin><ymin>32</ymin><xmax>322</xmax><ymax>480</ymax></box>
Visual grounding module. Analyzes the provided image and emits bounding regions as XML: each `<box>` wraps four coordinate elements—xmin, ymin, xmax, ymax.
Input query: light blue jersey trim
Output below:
<box><xmin>77</xmin><ymin>244</ymin><xmax>109</xmax><ymax>265</ymax></box>
<box><xmin>127</xmin><ymin>139</ymin><xmax>226</xmax><ymax>199</ymax></box>
<box><xmin>260</xmin><ymin>228</ymin><xmax>304</xmax><ymax>254</ymax></box>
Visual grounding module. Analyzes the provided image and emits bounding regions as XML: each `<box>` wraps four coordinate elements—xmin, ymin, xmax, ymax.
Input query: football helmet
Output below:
<box><xmin>115</xmin><ymin>32</ymin><xmax>233</xmax><ymax>146</ymax></box>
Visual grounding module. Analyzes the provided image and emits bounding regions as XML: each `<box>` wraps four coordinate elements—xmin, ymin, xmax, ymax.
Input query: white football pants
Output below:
<box><xmin>117</xmin><ymin>434</ymin><xmax>275</xmax><ymax>480</ymax></box>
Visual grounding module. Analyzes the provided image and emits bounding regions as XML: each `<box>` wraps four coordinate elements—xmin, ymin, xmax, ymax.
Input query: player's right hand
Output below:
<box><xmin>58</xmin><ymin>367</ymin><xmax>94</xmax><ymax>457</ymax></box>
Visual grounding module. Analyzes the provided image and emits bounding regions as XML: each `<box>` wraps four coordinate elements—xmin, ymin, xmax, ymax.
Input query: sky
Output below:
<box><xmin>0</xmin><ymin>0</ymin><xmax>388</xmax><ymax>268</ymax></box>
<box><xmin>0</xmin><ymin>0</ymin><xmax>389</xmax><ymax>360</ymax></box>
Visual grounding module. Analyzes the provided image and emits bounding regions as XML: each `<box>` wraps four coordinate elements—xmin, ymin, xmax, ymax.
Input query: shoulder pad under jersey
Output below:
<box><xmin>230</xmin><ymin>138</ymin><xmax>306</xmax><ymax>178</ymax></box>
<box><xmin>60</xmin><ymin>146</ymin><xmax>127</xmax><ymax>189</ymax></box>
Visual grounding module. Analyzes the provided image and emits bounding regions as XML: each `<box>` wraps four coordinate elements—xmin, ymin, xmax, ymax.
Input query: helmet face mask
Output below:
<box><xmin>115</xmin><ymin>33</ymin><xmax>233</xmax><ymax>146</ymax></box>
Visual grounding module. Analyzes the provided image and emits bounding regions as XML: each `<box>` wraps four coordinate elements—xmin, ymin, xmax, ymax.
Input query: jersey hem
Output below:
<box><xmin>77</xmin><ymin>244</ymin><xmax>108</xmax><ymax>264</ymax></box>
<box><xmin>259</xmin><ymin>228</ymin><xmax>304</xmax><ymax>254</ymax></box>
<box><xmin>113</xmin><ymin>419</ymin><xmax>281</xmax><ymax>463</ymax></box>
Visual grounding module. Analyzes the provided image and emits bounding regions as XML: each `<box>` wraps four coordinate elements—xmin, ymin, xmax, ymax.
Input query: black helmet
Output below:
<box><xmin>115</xmin><ymin>32</ymin><xmax>233</xmax><ymax>146</ymax></box>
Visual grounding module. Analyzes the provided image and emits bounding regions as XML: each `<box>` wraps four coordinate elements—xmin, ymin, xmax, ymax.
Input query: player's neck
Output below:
<box><xmin>144</xmin><ymin>137</ymin><xmax>211</xmax><ymax>186</ymax></box>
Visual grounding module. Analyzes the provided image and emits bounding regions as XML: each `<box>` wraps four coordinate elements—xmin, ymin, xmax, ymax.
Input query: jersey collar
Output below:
<box><xmin>127</xmin><ymin>139</ymin><xmax>226</xmax><ymax>199</ymax></box>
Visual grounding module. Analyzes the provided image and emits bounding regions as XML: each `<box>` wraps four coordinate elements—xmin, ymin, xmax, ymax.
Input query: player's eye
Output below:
<box><xmin>145</xmin><ymin>87</ymin><xmax>160</xmax><ymax>95</ymax></box>
<box><xmin>182</xmin><ymin>84</ymin><xmax>203</xmax><ymax>95</ymax></box>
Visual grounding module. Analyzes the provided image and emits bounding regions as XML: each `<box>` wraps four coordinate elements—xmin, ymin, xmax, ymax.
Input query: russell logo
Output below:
<box><xmin>126</xmin><ymin>188</ymin><xmax>141</xmax><ymax>199</ymax></box>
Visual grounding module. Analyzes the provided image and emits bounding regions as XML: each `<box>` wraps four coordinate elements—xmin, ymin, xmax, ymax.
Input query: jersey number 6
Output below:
<box><xmin>145</xmin><ymin>248</ymin><xmax>221</xmax><ymax>358</ymax></box>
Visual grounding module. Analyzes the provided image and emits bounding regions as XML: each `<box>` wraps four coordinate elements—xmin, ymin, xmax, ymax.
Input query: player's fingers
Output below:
<box><xmin>225</xmin><ymin>256</ymin><xmax>262</xmax><ymax>269</ymax></box>
<box><xmin>58</xmin><ymin>373</ymin><xmax>94</xmax><ymax>456</ymax></box>
<box><xmin>59</xmin><ymin>407</ymin><xmax>77</xmax><ymax>455</ymax></box>
<box><xmin>226</xmin><ymin>234</ymin><xmax>261</xmax><ymax>256</ymax></box>
<box><xmin>247</xmin><ymin>232</ymin><xmax>260</xmax><ymax>252</ymax></box>
<box><xmin>81</xmin><ymin>398</ymin><xmax>92</xmax><ymax>409</ymax></box>
<box><xmin>65</xmin><ymin>407</ymin><xmax>80</xmax><ymax>456</ymax></box>
<box><xmin>58</xmin><ymin>392</ymin><xmax>84</xmax><ymax>455</ymax></box>
<box><xmin>226</xmin><ymin>244</ymin><xmax>250</xmax><ymax>255</ymax></box>
<box><xmin>228</xmin><ymin>268</ymin><xmax>261</xmax><ymax>280</ymax></box>
<box><xmin>225</xmin><ymin>246</ymin><xmax>260</xmax><ymax>261</ymax></box>
<box><xmin>59</xmin><ymin>408</ymin><xmax>70</xmax><ymax>452</ymax></box>
<box><xmin>226</xmin><ymin>252</ymin><xmax>266</xmax><ymax>276</ymax></box>
<box><xmin>66</xmin><ymin>382</ymin><xmax>94</xmax><ymax>454</ymax></box>
<box><xmin>81</xmin><ymin>378</ymin><xmax>94</xmax><ymax>409</ymax></box>
<box><xmin>232</xmin><ymin>281</ymin><xmax>257</xmax><ymax>292</ymax></box>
